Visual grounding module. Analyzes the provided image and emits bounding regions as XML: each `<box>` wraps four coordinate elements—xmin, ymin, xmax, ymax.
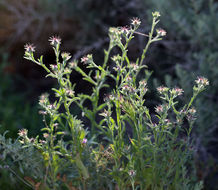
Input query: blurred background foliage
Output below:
<box><xmin>0</xmin><ymin>53</ymin><xmax>42</xmax><ymax>137</ymax></box>
<box><xmin>0</xmin><ymin>0</ymin><xmax>218</xmax><ymax>189</ymax></box>
<box><xmin>143</xmin><ymin>1</ymin><xmax>218</xmax><ymax>189</ymax></box>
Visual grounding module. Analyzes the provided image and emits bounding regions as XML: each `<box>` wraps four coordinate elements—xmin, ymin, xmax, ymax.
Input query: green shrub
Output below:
<box><xmin>1</xmin><ymin>12</ymin><xmax>207</xmax><ymax>190</ymax></box>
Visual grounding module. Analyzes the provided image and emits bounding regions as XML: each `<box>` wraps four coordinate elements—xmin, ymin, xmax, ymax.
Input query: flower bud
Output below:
<box><xmin>152</xmin><ymin>11</ymin><xmax>161</xmax><ymax>18</ymax></box>
<box><xmin>61</xmin><ymin>52</ymin><xmax>71</xmax><ymax>61</ymax></box>
<box><xmin>156</xmin><ymin>29</ymin><xmax>167</xmax><ymax>36</ymax></box>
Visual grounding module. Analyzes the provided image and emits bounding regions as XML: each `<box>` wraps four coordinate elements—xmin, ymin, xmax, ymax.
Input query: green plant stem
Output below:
<box><xmin>139</xmin><ymin>17</ymin><xmax>157</xmax><ymax>68</ymax></box>
<box><xmin>186</xmin><ymin>93</ymin><xmax>197</xmax><ymax>111</ymax></box>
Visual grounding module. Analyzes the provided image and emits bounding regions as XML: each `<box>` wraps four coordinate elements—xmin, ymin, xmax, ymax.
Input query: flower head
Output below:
<box><xmin>61</xmin><ymin>52</ymin><xmax>71</xmax><ymax>61</ymax></box>
<box><xmin>121</xmin><ymin>85</ymin><xmax>136</xmax><ymax>94</ymax></box>
<box><xmin>139</xmin><ymin>80</ymin><xmax>148</xmax><ymax>94</ymax></box>
<box><xmin>81</xmin><ymin>56</ymin><xmax>88</xmax><ymax>63</ymax></box>
<box><xmin>131</xmin><ymin>17</ymin><xmax>141</xmax><ymax>27</ymax></box>
<box><xmin>112</xmin><ymin>55</ymin><xmax>121</xmax><ymax>63</ymax></box>
<box><xmin>188</xmin><ymin>107</ymin><xmax>196</xmax><ymax>114</ymax></box>
<box><xmin>66</xmin><ymin>89</ymin><xmax>74</xmax><ymax>96</ymax></box>
<box><xmin>39</xmin><ymin>140</ymin><xmax>46</xmax><ymax>144</ymax></box>
<box><xmin>104</xmin><ymin>94</ymin><xmax>115</xmax><ymax>102</ymax></box>
<box><xmin>50</xmin><ymin>64</ymin><xmax>58</xmax><ymax>71</ymax></box>
<box><xmin>69</xmin><ymin>61</ymin><xmax>77</xmax><ymax>68</ymax></box>
<box><xmin>39</xmin><ymin>93</ymin><xmax>49</xmax><ymax>104</ymax></box>
<box><xmin>39</xmin><ymin>110</ymin><xmax>47</xmax><ymax>115</ymax></box>
<box><xmin>129</xmin><ymin>63</ymin><xmax>139</xmax><ymax>71</ymax></box>
<box><xmin>64</xmin><ymin>68</ymin><xmax>71</xmax><ymax>74</ymax></box>
<box><xmin>109</xmin><ymin>27</ymin><xmax>122</xmax><ymax>46</ymax></box>
<box><xmin>128</xmin><ymin>170</ymin><xmax>136</xmax><ymax>177</ymax></box>
<box><xmin>155</xmin><ymin>105</ymin><xmax>164</xmax><ymax>114</ymax></box>
<box><xmin>24</xmin><ymin>43</ymin><xmax>35</xmax><ymax>53</ymax></box>
<box><xmin>109</xmin><ymin>27</ymin><xmax>122</xmax><ymax>36</ymax></box>
<box><xmin>18</xmin><ymin>129</ymin><xmax>28</xmax><ymax>137</ymax></box>
<box><xmin>43</xmin><ymin>133</ymin><xmax>49</xmax><ymax>138</ymax></box>
<box><xmin>53</xmin><ymin>123</ymin><xmax>59</xmax><ymax>127</ymax></box>
<box><xmin>171</xmin><ymin>87</ymin><xmax>184</xmax><ymax>96</ymax></box>
<box><xmin>99</xmin><ymin>109</ymin><xmax>110</xmax><ymax>118</ymax></box>
<box><xmin>186</xmin><ymin>114</ymin><xmax>196</xmax><ymax>122</ymax></box>
<box><xmin>195</xmin><ymin>77</ymin><xmax>209</xmax><ymax>87</ymax></box>
<box><xmin>82</xmin><ymin>138</ymin><xmax>87</xmax><ymax>144</ymax></box>
<box><xmin>157</xmin><ymin>86</ymin><xmax>169</xmax><ymax>94</ymax></box>
<box><xmin>49</xmin><ymin>36</ymin><xmax>61</xmax><ymax>46</ymax></box>
<box><xmin>120</xmin><ymin>26</ymin><xmax>130</xmax><ymax>35</ymax></box>
<box><xmin>81</xmin><ymin>54</ymin><xmax>92</xmax><ymax>64</ymax></box>
<box><xmin>139</xmin><ymin>80</ymin><xmax>147</xmax><ymax>87</ymax></box>
<box><xmin>47</xmin><ymin>104</ymin><xmax>56</xmax><ymax>110</ymax></box>
<box><xmin>122</xmin><ymin>85</ymin><xmax>130</xmax><ymax>91</ymax></box>
<box><xmin>113</xmin><ymin>66</ymin><xmax>121</xmax><ymax>71</ymax></box>
<box><xmin>126</xmin><ymin>76</ymin><xmax>132</xmax><ymax>83</ymax></box>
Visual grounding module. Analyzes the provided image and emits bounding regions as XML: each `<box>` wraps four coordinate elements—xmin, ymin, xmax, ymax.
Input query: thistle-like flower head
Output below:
<box><xmin>131</xmin><ymin>17</ymin><xmax>141</xmax><ymax>27</ymax></box>
<box><xmin>24</xmin><ymin>43</ymin><xmax>35</xmax><ymax>53</ymax></box>
<box><xmin>49</xmin><ymin>36</ymin><xmax>61</xmax><ymax>46</ymax></box>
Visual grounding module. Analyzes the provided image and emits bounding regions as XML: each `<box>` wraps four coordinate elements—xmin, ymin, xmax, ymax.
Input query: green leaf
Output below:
<box><xmin>125</xmin><ymin>56</ymin><xmax>130</xmax><ymax>65</ymax></box>
<box><xmin>41</xmin><ymin>128</ymin><xmax>51</xmax><ymax>132</ymax></box>
<box><xmin>97</xmin><ymin>103</ymin><xmax>107</xmax><ymax>111</ymax></box>
<box><xmin>56</xmin><ymin>131</ymin><xmax>65</xmax><ymax>135</ymax></box>
<box><xmin>79</xmin><ymin>130</ymin><xmax>86</xmax><ymax>140</ymax></box>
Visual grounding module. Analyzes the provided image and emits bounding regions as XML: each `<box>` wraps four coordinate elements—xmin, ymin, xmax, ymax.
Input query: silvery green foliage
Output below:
<box><xmin>0</xmin><ymin>132</ymin><xmax>44</xmax><ymax>189</ymax></box>
<box><xmin>144</xmin><ymin>2</ymin><xmax>218</xmax><ymax>183</ymax></box>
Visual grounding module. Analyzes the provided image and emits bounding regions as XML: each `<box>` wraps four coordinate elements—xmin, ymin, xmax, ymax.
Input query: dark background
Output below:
<box><xmin>0</xmin><ymin>0</ymin><xmax>218</xmax><ymax>189</ymax></box>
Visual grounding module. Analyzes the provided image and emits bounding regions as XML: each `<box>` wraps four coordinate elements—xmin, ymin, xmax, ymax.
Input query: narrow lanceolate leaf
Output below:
<box><xmin>41</xmin><ymin>128</ymin><xmax>51</xmax><ymax>132</ymax></box>
<box><xmin>52</xmin><ymin>88</ymin><xmax>62</xmax><ymax>96</ymax></box>
<box><xmin>97</xmin><ymin>103</ymin><xmax>107</xmax><ymax>111</ymax></box>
